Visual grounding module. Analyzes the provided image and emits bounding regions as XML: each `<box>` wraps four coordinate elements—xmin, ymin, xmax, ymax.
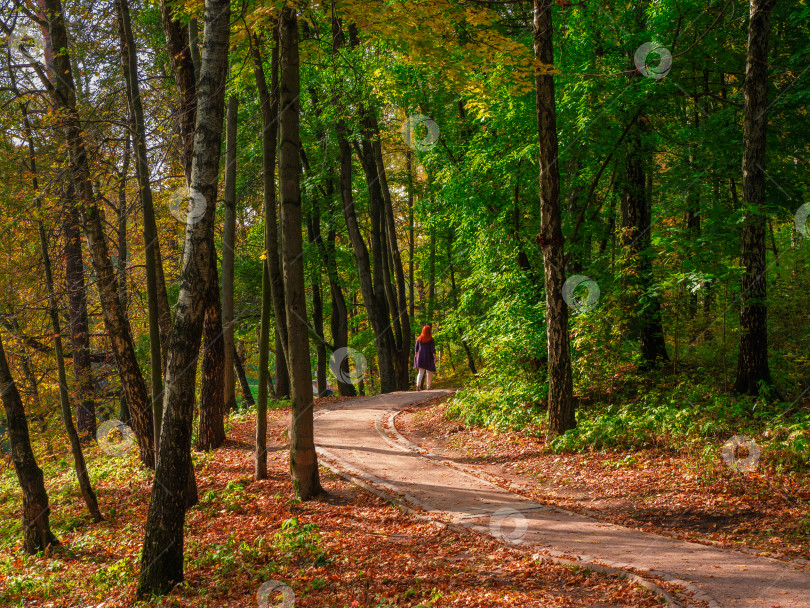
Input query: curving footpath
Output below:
<box><xmin>313</xmin><ymin>390</ymin><xmax>809</xmax><ymax>608</ymax></box>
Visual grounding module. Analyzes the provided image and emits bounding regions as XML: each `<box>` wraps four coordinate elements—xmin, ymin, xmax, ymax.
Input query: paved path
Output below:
<box><xmin>314</xmin><ymin>390</ymin><xmax>809</xmax><ymax>608</ymax></box>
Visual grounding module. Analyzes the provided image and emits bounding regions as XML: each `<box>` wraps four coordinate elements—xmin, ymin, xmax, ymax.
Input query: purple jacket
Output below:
<box><xmin>413</xmin><ymin>339</ymin><xmax>436</xmax><ymax>372</ymax></box>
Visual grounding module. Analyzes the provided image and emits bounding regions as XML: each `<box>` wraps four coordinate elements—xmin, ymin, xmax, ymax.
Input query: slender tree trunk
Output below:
<box><xmin>373</xmin><ymin>130</ymin><xmax>412</xmax><ymax>390</ymax></box>
<box><xmin>407</xmin><ymin>149</ymin><xmax>415</xmax><ymax>320</ymax></box>
<box><xmin>534</xmin><ymin>0</ymin><xmax>575</xmax><ymax>438</ymax></box>
<box><xmin>222</xmin><ymin>93</ymin><xmax>238</xmax><ymax>412</ymax></box>
<box><xmin>42</xmin><ymin>0</ymin><xmax>154</xmax><ymax>466</ymax></box>
<box><xmin>0</xmin><ymin>331</ymin><xmax>59</xmax><ymax>553</ymax></box>
<box><xmin>18</xmin><ymin>99</ymin><xmax>101</xmax><ymax>522</ymax></box>
<box><xmin>352</xmin><ymin>133</ymin><xmax>397</xmax><ymax>393</ymax></box>
<box><xmin>116</xmin><ymin>133</ymin><xmax>130</xmax><ymax>425</ymax></box>
<box><xmin>116</xmin><ymin>0</ymin><xmax>171</xmax><ymax>462</ymax></box>
<box><xmin>63</xmin><ymin>192</ymin><xmax>96</xmax><ymax>441</ymax></box>
<box><xmin>323</xmin><ymin>222</ymin><xmax>354</xmax><ymax>396</ymax></box>
<box><xmin>307</xmin><ymin>214</ymin><xmax>328</xmax><ymax>396</ymax></box>
<box><xmin>251</xmin><ymin>33</ymin><xmax>280</xmax><ymax>480</ymax></box>
<box><xmin>428</xmin><ymin>231</ymin><xmax>436</xmax><ymax>324</ymax></box>
<box><xmin>137</xmin><ymin>0</ymin><xmax>230</xmax><ymax>594</ymax></box>
<box><xmin>447</xmin><ymin>231</ymin><xmax>476</xmax><ymax>375</ymax></box>
<box><xmin>233</xmin><ymin>345</ymin><xmax>255</xmax><ymax>407</ymax></box>
<box><xmin>735</xmin><ymin>0</ymin><xmax>776</xmax><ymax>395</ymax></box>
<box><xmin>279</xmin><ymin>6</ymin><xmax>323</xmax><ymax>499</ymax></box>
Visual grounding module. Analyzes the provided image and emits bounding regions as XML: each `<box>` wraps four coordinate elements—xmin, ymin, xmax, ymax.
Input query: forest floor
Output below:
<box><xmin>0</xmin><ymin>401</ymin><xmax>667</xmax><ymax>608</ymax></box>
<box><xmin>397</xmin><ymin>393</ymin><xmax>810</xmax><ymax>564</ymax></box>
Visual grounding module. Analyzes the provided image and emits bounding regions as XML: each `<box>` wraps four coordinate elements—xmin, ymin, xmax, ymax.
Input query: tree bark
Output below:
<box><xmin>279</xmin><ymin>6</ymin><xmax>323</xmax><ymax>500</ymax></box>
<box><xmin>116</xmin><ymin>0</ymin><xmax>172</xmax><ymax>462</ymax></box>
<box><xmin>222</xmin><ymin>93</ymin><xmax>238</xmax><ymax>412</ymax></box>
<box><xmin>158</xmin><ymin>0</ymin><xmax>196</xmax><ymax>183</ymax></box>
<box><xmin>322</xmin><ymin>221</ymin><xmax>354</xmax><ymax>396</ymax></box>
<box><xmin>251</xmin><ymin>33</ymin><xmax>280</xmax><ymax>480</ymax></box>
<box><xmin>735</xmin><ymin>0</ymin><xmax>777</xmax><ymax>395</ymax></box>
<box><xmin>233</xmin><ymin>344</ymin><xmax>255</xmax><ymax>407</ymax></box>
<box><xmin>18</xmin><ymin>96</ymin><xmax>102</xmax><ymax>522</ymax></box>
<box><xmin>534</xmin><ymin>0</ymin><xmax>575</xmax><ymax>438</ymax></box>
<box><xmin>137</xmin><ymin>0</ymin><xmax>230</xmax><ymax>595</ymax></box>
<box><xmin>198</xmin><ymin>247</ymin><xmax>226</xmax><ymax>451</ymax></box>
<box><xmin>307</xmin><ymin>212</ymin><xmax>328</xmax><ymax>396</ymax></box>
<box><xmin>63</xmin><ymin>191</ymin><xmax>96</xmax><ymax>442</ymax></box>
<box><xmin>116</xmin><ymin>133</ymin><xmax>131</xmax><ymax>425</ymax></box>
<box><xmin>42</xmin><ymin>0</ymin><xmax>154</xmax><ymax>467</ymax></box>
<box><xmin>252</xmin><ymin>30</ymin><xmax>290</xmax><ymax>400</ymax></box>
<box><xmin>0</xmin><ymin>330</ymin><xmax>59</xmax><ymax>553</ymax></box>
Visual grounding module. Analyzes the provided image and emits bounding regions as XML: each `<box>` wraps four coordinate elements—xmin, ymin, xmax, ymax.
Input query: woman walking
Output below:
<box><xmin>413</xmin><ymin>325</ymin><xmax>436</xmax><ymax>390</ymax></box>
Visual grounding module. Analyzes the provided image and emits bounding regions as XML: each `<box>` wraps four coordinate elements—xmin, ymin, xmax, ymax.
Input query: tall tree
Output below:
<box><xmin>251</xmin><ymin>31</ymin><xmax>280</xmax><ymax>480</ymax></box>
<box><xmin>735</xmin><ymin>0</ymin><xmax>777</xmax><ymax>395</ymax></box>
<box><xmin>63</xmin><ymin>192</ymin><xmax>96</xmax><ymax>441</ymax></box>
<box><xmin>116</xmin><ymin>0</ymin><xmax>172</xmax><ymax>459</ymax></box>
<box><xmin>40</xmin><ymin>0</ymin><xmax>155</xmax><ymax>466</ymax></box>
<box><xmin>534</xmin><ymin>0</ymin><xmax>575</xmax><ymax>437</ymax></box>
<box><xmin>16</xmin><ymin>92</ymin><xmax>101</xmax><ymax>522</ymax></box>
<box><xmin>279</xmin><ymin>6</ymin><xmax>323</xmax><ymax>499</ymax></box>
<box><xmin>222</xmin><ymin>92</ymin><xmax>239</xmax><ymax>412</ymax></box>
<box><xmin>137</xmin><ymin>0</ymin><xmax>230</xmax><ymax>594</ymax></box>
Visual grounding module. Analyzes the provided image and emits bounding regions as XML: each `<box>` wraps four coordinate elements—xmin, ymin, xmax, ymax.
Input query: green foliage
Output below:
<box><xmin>273</xmin><ymin>517</ymin><xmax>330</xmax><ymax>567</ymax></box>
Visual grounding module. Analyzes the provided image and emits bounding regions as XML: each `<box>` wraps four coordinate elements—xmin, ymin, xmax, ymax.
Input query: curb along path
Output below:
<box><xmin>313</xmin><ymin>390</ymin><xmax>809</xmax><ymax>608</ymax></box>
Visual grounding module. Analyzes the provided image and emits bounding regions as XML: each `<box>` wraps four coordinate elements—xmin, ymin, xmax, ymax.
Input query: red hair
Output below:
<box><xmin>417</xmin><ymin>324</ymin><xmax>432</xmax><ymax>343</ymax></box>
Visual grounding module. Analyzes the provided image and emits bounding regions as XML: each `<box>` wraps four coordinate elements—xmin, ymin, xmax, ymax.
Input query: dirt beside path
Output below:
<box><xmin>314</xmin><ymin>389</ymin><xmax>810</xmax><ymax>608</ymax></box>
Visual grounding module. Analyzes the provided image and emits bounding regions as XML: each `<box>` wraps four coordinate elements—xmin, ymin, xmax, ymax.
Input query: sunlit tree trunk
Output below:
<box><xmin>735</xmin><ymin>0</ymin><xmax>777</xmax><ymax>395</ymax></box>
<box><xmin>534</xmin><ymin>0</ymin><xmax>575</xmax><ymax>438</ymax></box>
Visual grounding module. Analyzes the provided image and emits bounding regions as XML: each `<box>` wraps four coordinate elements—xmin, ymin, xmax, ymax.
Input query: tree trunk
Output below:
<box><xmin>279</xmin><ymin>6</ymin><xmax>323</xmax><ymax>500</ymax></box>
<box><xmin>372</xmin><ymin>129</ymin><xmax>412</xmax><ymax>390</ymax></box>
<box><xmin>42</xmin><ymin>0</ymin><xmax>154</xmax><ymax>466</ymax></box>
<box><xmin>18</xmin><ymin>98</ymin><xmax>102</xmax><ymax>522</ymax></box>
<box><xmin>159</xmin><ymin>0</ymin><xmax>196</xmax><ymax>183</ymax></box>
<box><xmin>137</xmin><ymin>0</ymin><xmax>230</xmax><ymax>595</ymax></box>
<box><xmin>198</xmin><ymin>248</ymin><xmax>226</xmax><ymax>451</ymax></box>
<box><xmin>116</xmin><ymin>0</ymin><xmax>172</xmax><ymax>462</ymax></box>
<box><xmin>323</xmin><ymin>221</ymin><xmax>354</xmax><ymax>396</ymax></box>
<box><xmin>116</xmin><ymin>132</ymin><xmax>130</xmax><ymax>425</ymax></box>
<box><xmin>233</xmin><ymin>344</ymin><xmax>255</xmax><ymax>407</ymax></box>
<box><xmin>251</xmin><ymin>32</ymin><xmax>280</xmax><ymax>480</ymax></box>
<box><xmin>63</xmin><ymin>192</ymin><xmax>96</xmax><ymax>442</ymax></box>
<box><xmin>222</xmin><ymin>94</ymin><xmax>238</xmax><ymax>413</ymax></box>
<box><xmin>428</xmin><ymin>231</ymin><xmax>436</xmax><ymax>324</ymax></box>
<box><xmin>447</xmin><ymin>230</ymin><xmax>476</xmax><ymax>375</ymax></box>
<box><xmin>307</xmin><ymin>213</ymin><xmax>328</xmax><ymax>396</ymax></box>
<box><xmin>534</xmin><ymin>0</ymin><xmax>575</xmax><ymax>438</ymax></box>
<box><xmin>0</xmin><ymin>331</ymin><xmax>59</xmax><ymax>553</ymax></box>
<box><xmin>735</xmin><ymin>0</ymin><xmax>776</xmax><ymax>395</ymax></box>
<box><xmin>407</xmin><ymin>149</ymin><xmax>416</xmax><ymax>320</ymax></box>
